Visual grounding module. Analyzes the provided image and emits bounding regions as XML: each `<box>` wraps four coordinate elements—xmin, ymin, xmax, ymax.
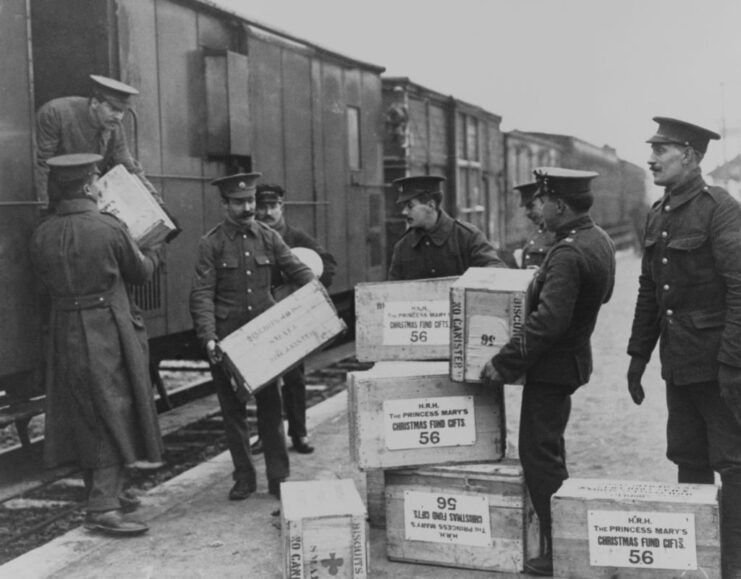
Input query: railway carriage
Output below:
<box><xmin>1</xmin><ymin>0</ymin><xmax>387</xmax><ymax>411</ymax></box>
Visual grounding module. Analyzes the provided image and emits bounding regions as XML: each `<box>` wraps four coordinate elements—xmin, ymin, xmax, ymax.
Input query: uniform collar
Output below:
<box><xmin>55</xmin><ymin>198</ymin><xmax>99</xmax><ymax>215</ymax></box>
<box><xmin>222</xmin><ymin>217</ymin><xmax>259</xmax><ymax>238</ymax></box>
<box><xmin>410</xmin><ymin>210</ymin><xmax>454</xmax><ymax>247</ymax></box>
<box><xmin>553</xmin><ymin>214</ymin><xmax>593</xmax><ymax>241</ymax></box>
<box><xmin>664</xmin><ymin>169</ymin><xmax>706</xmax><ymax>211</ymax></box>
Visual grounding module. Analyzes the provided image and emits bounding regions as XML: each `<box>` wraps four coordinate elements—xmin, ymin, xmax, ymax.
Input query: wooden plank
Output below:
<box><xmin>348</xmin><ymin>361</ymin><xmax>504</xmax><ymax>470</ymax></box>
<box><xmin>450</xmin><ymin>267</ymin><xmax>536</xmax><ymax>383</ymax></box>
<box><xmin>355</xmin><ymin>277</ymin><xmax>458</xmax><ymax>362</ymax></box>
<box><xmin>281</xmin><ymin>479</ymin><xmax>368</xmax><ymax>579</ymax></box>
<box><xmin>385</xmin><ymin>460</ymin><xmax>538</xmax><ymax>573</ymax></box>
<box><xmin>552</xmin><ymin>478</ymin><xmax>720</xmax><ymax>578</ymax></box>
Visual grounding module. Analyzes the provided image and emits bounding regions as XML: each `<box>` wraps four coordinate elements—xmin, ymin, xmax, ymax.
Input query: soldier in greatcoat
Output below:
<box><xmin>30</xmin><ymin>153</ymin><xmax>163</xmax><ymax>536</ymax></box>
<box><xmin>387</xmin><ymin>175</ymin><xmax>504</xmax><ymax>280</ymax></box>
<box><xmin>481</xmin><ymin>168</ymin><xmax>616</xmax><ymax>577</ymax></box>
<box><xmin>189</xmin><ymin>173</ymin><xmax>314</xmax><ymax>501</ymax></box>
<box><xmin>626</xmin><ymin>117</ymin><xmax>741</xmax><ymax>577</ymax></box>
<box><xmin>513</xmin><ymin>181</ymin><xmax>555</xmax><ymax>269</ymax></box>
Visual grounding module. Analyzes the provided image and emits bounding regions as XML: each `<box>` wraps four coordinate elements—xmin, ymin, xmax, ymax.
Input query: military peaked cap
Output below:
<box><xmin>256</xmin><ymin>184</ymin><xmax>286</xmax><ymax>204</ymax></box>
<box><xmin>533</xmin><ymin>167</ymin><xmax>598</xmax><ymax>197</ymax></box>
<box><xmin>47</xmin><ymin>153</ymin><xmax>103</xmax><ymax>183</ymax></box>
<box><xmin>513</xmin><ymin>181</ymin><xmax>540</xmax><ymax>207</ymax></box>
<box><xmin>647</xmin><ymin>116</ymin><xmax>720</xmax><ymax>154</ymax></box>
<box><xmin>393</xmin><ymin>175</ymin><xmax>445</xmax><ymax>204</ymax></box>
<box><xmin>90</xmin><ymin>75</ymin><xmax>139</xmax><ymax>110</ymax></box>
<box><xmin>211</xmin><ymin>172</ymin><xmax>262</xmax><ymax>199</ymax></box>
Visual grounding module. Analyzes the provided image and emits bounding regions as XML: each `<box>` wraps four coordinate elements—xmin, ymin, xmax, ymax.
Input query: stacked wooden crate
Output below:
<box><xmin>350</xmin><ymin>269</ymin><xmax>539</xmax><ymax>573</ymax></box>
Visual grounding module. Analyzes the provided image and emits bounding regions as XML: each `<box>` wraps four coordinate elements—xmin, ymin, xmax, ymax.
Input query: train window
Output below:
<box><xmin>347</xmin><ymin>106</ymin><xmax>361</xmax><ymax>171</ymax></box>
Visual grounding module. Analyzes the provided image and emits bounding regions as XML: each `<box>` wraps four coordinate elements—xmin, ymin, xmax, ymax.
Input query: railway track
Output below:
<box><xmin>0</xmin><ymin>341</ymin><xmax>370</xmax><ymax>565</ymax></box>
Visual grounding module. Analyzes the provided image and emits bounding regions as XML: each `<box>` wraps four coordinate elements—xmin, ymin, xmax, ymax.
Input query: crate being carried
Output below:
<box><xmin>385</xmin><ymin>460</ymin><xmax>539</xmax><ymax>573</ymax></box>
<box><xmin>281</xmin><ymin>479</ymin><xmax>369</xmax><ymax>579</ymax></box>
<box><xmin>348</xmin><ymin>361</ymin><xmax>505</xmax><ymax>470</ymax></box>
<box><xmin>449</xmin><ymin>267</ymin><xmax>536</xmax><ymax>383</ymax></box>
<box><xmin>219</xmin><ymin>280</ymin><xmax>346</xmax><ymax>396</ymax></box>
<box><xmin>354</xmin><ymin>277</ymin><xmax>457</xmax><ymax>362</ymax></box>
<box><xmin>552</xmin><ymin>478</ymin><xmax>720</xmax><ymax>579</ymax></box>
<box><xmin>94</xmin><ymin>164</ymin><xmax>177</xmax><ymax>246</ymax></box>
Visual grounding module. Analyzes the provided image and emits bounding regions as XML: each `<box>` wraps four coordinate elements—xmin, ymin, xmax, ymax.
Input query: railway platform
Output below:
<box><xmin>1</xmin><ymin>379</ymin><xmax>499</xmax><ymax>579</ymax></box>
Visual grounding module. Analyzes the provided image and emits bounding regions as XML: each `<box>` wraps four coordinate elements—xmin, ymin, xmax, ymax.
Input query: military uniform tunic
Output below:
<box><xmin>387</xmin><ymin>210</ymin><xmax>503</xmax><ymax>280</ymax></box>
<box><xmin>190</xmin><ymin>218</ymin><xmax>313</xmax><ymax>484</ymax></box>
<box><xmin>628</xmin><ymin>170</ymin><xmax>741</xmax><ymax>384</ymax></box>
<box><xmin>30</xmin><ymin>198</ymin><xmax>163</xmax><ymax>469</ymax></box>
<box><xmin>521</xmin><ymin>227</ymin><xmax>555</xmax><ymax>269</ymax></box>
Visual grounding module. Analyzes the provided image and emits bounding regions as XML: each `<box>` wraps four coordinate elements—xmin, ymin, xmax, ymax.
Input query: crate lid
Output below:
<box><xmin>396</xmin><ymin>459</ymin><xmax>523</xmax><ymax>480</ymax></box>
<box><xmin>350</xmin><ymin>361</ymin><xmax>449</xmax><ymax>379</ymax></box>
<box><xmin>281</xmin><ymin>479</ymin><xmax>366</xmax><ymax>519</ymax></box>
<box><xmin>451</xmin><ymin>267</ymin><xmax>536</xmax><ymax>291</ymax></box>
<box><xmin>554</xmin><ymin>478</ymin><xmax>719</xmax><ymax>505</ymax></box>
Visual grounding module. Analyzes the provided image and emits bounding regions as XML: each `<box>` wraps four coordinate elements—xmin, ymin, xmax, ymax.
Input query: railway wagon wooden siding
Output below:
<box><xmin>0</xmin><ymin>0</ymin><xmax>43</xmax><ymax>395</ymax></box>
<box><xmin>381</xmin><ymin>78</ymin><xmax>505</xmax><ymax>268</ymax></box>
<box><xmin>30</xmin><ymin>0</ymin><xmax>386</xmax><ymax>343</ymax></box>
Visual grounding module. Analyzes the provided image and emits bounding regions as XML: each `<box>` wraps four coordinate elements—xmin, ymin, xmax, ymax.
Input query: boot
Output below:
<box><xmin>721</xmin><ymin>475</ymin><xmax>741</xmax><ymax>578</ymax></box>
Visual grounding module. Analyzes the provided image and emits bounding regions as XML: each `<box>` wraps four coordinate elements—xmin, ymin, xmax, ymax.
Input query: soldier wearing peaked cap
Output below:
<box><xmin>387</xmin><ymin>175</ymin><xmax>505</xmax><ymax>280</ymax></box>
<box><xmin>627</xmin><ymin>117</ymin><xmax>741</xmax><ymax>577</ymax></box>
<box><xmin>514</xmin><ymin>181</ymin><xmax>555</xmax><ymax>269</ymax></box>
<box><xmin>189</xmin><ymin>172</ymin><xmax>315</xmax><ymax>501</ymax></box>
<box><xmin>481</xmin><ymin>167</ymin><xmax>616</xmax><ymax>577</ymax></box>
<box><xmin>35</xmin><ymin>75</ymin><xmax>176</xmax><ymax>231</ymax></box>
<box><xmin>30</xmin><ymin>154</ymin><xmax>163</xmax><ymax>537</ymax></box>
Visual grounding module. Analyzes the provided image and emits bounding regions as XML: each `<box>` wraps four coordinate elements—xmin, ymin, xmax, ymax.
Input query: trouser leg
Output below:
<box><xmin>666</xmin><ymin>382</ymin><xmax>714</xmax><ymax>483</ymax></box>
<box><xmin>212</xmin><ymin>366</ymin><xmax>256</xmax><ymax>484</ymax></box>
<box><xmin>256</xmin><ymin>381</ymin><xmax>289</xmax><ymax>482</ymax></box>
<box><xmin>721</xmin><ymin>473</ymin><xmax>741</xmax><ymax>578</ymax></box>
<box><xmin>518</xmin><ymin>381</ymin><xmax>574</xmax><ymax>554</ymax></box>
<box><xmin>282</xmin><ymin>364</ymin><xmax>307</xmax><ymax>440</ymax></box>
<box><xmin>87</xmin><ymin>464</ymin><xmax>125</xmax><ymax>512</ymax></box>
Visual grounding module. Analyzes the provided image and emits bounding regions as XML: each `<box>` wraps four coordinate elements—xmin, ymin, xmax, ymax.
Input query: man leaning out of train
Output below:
<box><xmin>189</xmin><ymin>172</ymin><xmax>314</xmax><ymax>502</ymax></box>
<box><xmin>387</xmin><ymin>175</ymin><xmax>505</xmax><ymax>280</ymax></box>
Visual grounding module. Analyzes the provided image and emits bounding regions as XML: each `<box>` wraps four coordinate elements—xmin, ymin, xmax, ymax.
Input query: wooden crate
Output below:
<box><xmin>220</xmin><ymin>280</ymin><xmax>346</xmax><ymax>395</ymax></box>
<box><xmin>365</xmin><ymin>469</ymin><xmax>387</xmax><ymax>529</ymax></box>
<box><xmin>354</xmin><ymin>277</ymin><xmax>458</xmax><ymax>362</ymax></box>
<box><xmin>348</xmin><ymin>361</ymin><xmax>505</xmax><ymax>470</ymax></box>
<box><xmin>552</xmin><ymin>478</ymin><xmax>720</xmax><ymax>579</ymax></box>
<box><xmin>386</xmin><ymin>460</ymin><xmax>539</xmax><ymax>572</ymax></box>
<box><xmin>281</xmin><ymin>479</ymin><xmax>369</xmax><ymax>579</ymax></box>
<box><xmin>449</xmin><ymin>267</ymin><xmax>536</xmax><ymax>383</ymax></box>
<box><xmin>95</xmin><ymin>164</ymin><xmax>177</xmax><ymax>246</ymax></box>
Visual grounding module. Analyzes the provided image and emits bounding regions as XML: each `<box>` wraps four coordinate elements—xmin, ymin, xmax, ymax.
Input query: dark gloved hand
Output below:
<box><xmin>480</xmin><ymin>360</ymin><xmax>505</xmax><ymax>388</ymax></box>
<box><xmin>719</xmin><ymin>363</ymin><xmax>741</xmax><ymax>424</ymax></box>
<box><xmin>627</xmin><ymin>356</ymin><xmax>647</xmax><ymax>405</ymax></box>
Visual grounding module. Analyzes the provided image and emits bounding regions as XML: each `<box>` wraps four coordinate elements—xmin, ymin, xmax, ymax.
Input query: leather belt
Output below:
<box><xmin>53</xmin><ymin>290</ymin><xmax>114</xmax><ymax>310</ymax></box>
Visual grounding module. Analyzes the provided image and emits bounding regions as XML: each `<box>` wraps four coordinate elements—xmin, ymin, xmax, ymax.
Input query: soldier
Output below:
<box><xmin>253</xmin><ymin>183</ymin><xmax>338</xmax><ymax>455</ymax></box>
<box><xmin>189</xmin><ymin>173</ymin><xmax>314</xmax><ymax>501</ymax></box>
<box><xmin>514</xmin><ymin>181</ymin><xmax>555</xmax><ymax>269</ymax></box>
<box><xmin>387</xmin><ymin>175</ymin><xmax>504</xmax><ymax>280</ymax></box>
<box><xmin>36</xmin><ymin>74</ymin><xmax>179</xmax><ymax>240</ymax></box>
<box><xmin>626</xmin><ymin>117</ymin><xmax>741</xmax><ymax>577</ymax></box>
<box><xmin>481</xmin><ymin>168</ymin><xmax>616</xmax><ymax>577</ymax></box>
<box><xmin>30</xmin><ymin>153</ymin><xmax>163</xmax><ymax>536</ymax></box>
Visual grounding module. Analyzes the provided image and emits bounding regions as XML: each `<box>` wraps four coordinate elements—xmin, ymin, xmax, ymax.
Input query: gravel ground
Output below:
<box><xmin>503</xmin><ymin>249</ymin><xmax>677</xmax><ymax>484</ymax></box>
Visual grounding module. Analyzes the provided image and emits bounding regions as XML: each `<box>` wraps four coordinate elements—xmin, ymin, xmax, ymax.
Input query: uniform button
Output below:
<box><xmin>666</xmin><ymin>309</ymin><xmax>673</xmax><ymax>316</ymax></box>
<box><xmin>425</xmin><ymin>241</ymin><xmax>430</xmax><ymax>246</ymax></box>
<box><xmin>570</xmin><ymin>230</ymin><xmax>576</xmax><ymax>234</ymax></box>
<box><xmin>245</xmin><ymin>251</ymin><xmax>250</xmax><ymax>256</ymax></box>
<box><xmin>246</xmin><ymin>270</ymin><xmax>252</xmax><ymax>276</ymax></box>
<box><xmin>661</xmin><ymin>257</ymin><xmax>668</xmax><ymax>264</ymax></box>
<box><xmin>661</xmin><ymin>231</ymin><xmax>668</xmax><ymax>238</ymax></box>
<box><xmin>242</xmin><ymin>234</ymin><xmax>247</xmax><ymax>239</ymax></box>
<box><xmin>247</xmin><ymin>306</ymin><xmax>253</xmax><ymax>311</ymax></box>
<box><xmin>431</xmin><ymin>269</ymin><xmax>436</xmax><ymax>274</ymax></box>
<box><xmin>247</xmin><ymin>289</ymin><xmax>252</xmax><ymax>294</ymax></box>
<box><xmin>663</xmin><ymin>284</ymin><xmax>669</xmax><ymax>290</ymax></box>
<box><xmin>529</xmin><ymin>240</ymin><xmax>535</xmax><ymax>245</ymax></box>
<box><xmin>664</xmin><ymin>205</ymin><xmax>671</xmax><ymax>211</ymax></box>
